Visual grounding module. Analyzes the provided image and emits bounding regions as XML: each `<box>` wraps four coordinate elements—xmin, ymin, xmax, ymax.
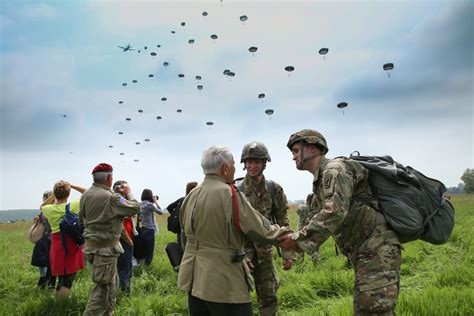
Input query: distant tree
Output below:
<box><xmin>447</xmin><ymin>183</ymin><xmax>463</xmax><ymax>194</ymax></box>
<box><xmin>461</xmin><ymin>169</ymin><xmax>474</xmax><ymax>194</ymax></box>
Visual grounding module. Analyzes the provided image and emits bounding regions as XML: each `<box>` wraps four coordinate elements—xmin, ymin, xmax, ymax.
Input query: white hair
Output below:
<box><xmin>201</xmin><ymin>146</ymin><xmax>234</xmax><ymax>175</ymax></box>
<box><xmin>93</xmin><ymin>171</ymin><xmax>112</xmax><ymax>184</ymax></box>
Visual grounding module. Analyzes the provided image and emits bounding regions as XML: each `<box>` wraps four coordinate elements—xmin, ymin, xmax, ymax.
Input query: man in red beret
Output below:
<box><xmin>79</xmin><ymin>163</ymin><xmax>140</xmax><ymax>316</ymax></box>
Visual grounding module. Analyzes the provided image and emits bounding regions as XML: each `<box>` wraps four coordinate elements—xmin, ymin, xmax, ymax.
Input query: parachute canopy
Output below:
<box><xmin>285</xmin><ymin>66</ymin><xmax>295</xmax><ymax>72</ymax></box>
<box><xmin>161</xmin><ymin>97</ymin><xmax>167</xmax><ymax>101</ymax></box>
<box><xmin>138</xmin><ymin>109</ymin><xmax>143</xmax><ymax>113</ymax></box>
<box><xmin>156</xmin><ymin>116</ymin><xmax>162</xmax><ymax>120</ymax></box>
<box><xmin>197</xmin><ymin>85</ymin><xmax>203</xmax><ymax>90</ymax></box>
<box><xmin>177</xmin><ymin>109</ymin><xmax>182</xmax><ymax>113</ymax></box>
<box><xmin>206</xmin><ymin>121</ymin><xmax>214</xmax><ymax>126</ymax></box>
<box><xmin>118</xmin><ymin>132</ymin><xmax>124</xmax><ymax>135</ymax></box>
<box><xmin>265</xmin><ymin>109</ymin><xmax>274</xmax><ymax>115</ymax></box>
<box><xmin>118</xmin><ymin>101</ymin><xmax>123</xmax><ymax>104</ymax></box>
<box><xmin>122</xmin><ymin>83</ymin><xmax>127</xmax><ymax>86</ymax></box>
<box><xmin>132</xmin><ymin>80</ymin><xmax>138</xmax><ymax>83</ymax></box>
<box><xmin>195</xmin><ymin>75</ymin><xmax>202</xmax><ymax>80</ymax></box>
<box><xmin>178</xmin><ymin>74</ymin><xmax>185</xmax><ymax>78</ymax></box>
<box><xmin>383</xmin><ymin>63</ymin><xmax>394</xmax><ymax>71</ymax></box>
<box><xmin>240</xmin><ymin>15</ymin><xmax>248</xmax><ymax>22</ymax></box>
<box><xmin>163</xmin><ymin>62</ymin><xmax>169</xmax><ymax>67</ymax></box>
<box><xmin>249</xmin><ymin>46</ymin><xmax>258</xmax><ymax>53</ymax></box>
<box><xmin>211</xmin><ymin>34</ymin><xmax>218</xmax><ymax>40</ymax></box>
<box><xmin>148</xmin><ymin>74</ymin><xmax>154</xmax><ymax>78</ymax></box>
<box><xmin>188</xmin><ymin>39</ymin><xmax>195</xmax><ymax>44</ymax></box>
<box><xmin>202</xmin><ymin>11</ymin><xmax>208</xmax><ymax>17</ymax></box>
<box><xmin>150</xmin><ymin>52</ymin><xmax>157</xmax><ymax>56</ymax></box>
<box><xmin>319</xmin><ymin>48</ymin><xmax>329</xmax><ymax>56</ymax></box>
<box><xmin>126</xmin><ymin>117</ymin><xmax>131</xmax><ymax>121</ymax></box>
<box><xmin>258</xmin><ymin>93</ymin><xmax>265</xmax><ymax>99</ymax></box>
<box><xmin>337</xmin><ymin>102</ymin><xmax>348</xmax><ymax>109</ymax></box>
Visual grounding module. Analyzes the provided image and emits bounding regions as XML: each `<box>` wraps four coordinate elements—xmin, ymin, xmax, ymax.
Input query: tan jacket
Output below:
<box><xmin>79</xmin><ymin>183</ymin><xmax>140</xmax><ymax>255</ymax></box>
<box><xmin>178</xmin><ymin>174</ymin><xmax>290</xmax><ymax>304</ymax></box>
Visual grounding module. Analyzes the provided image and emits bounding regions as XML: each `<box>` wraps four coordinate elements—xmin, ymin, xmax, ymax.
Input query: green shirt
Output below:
<box><xmin>41</xmin><ymin>200</ymin><xmax>80</xmax><ymax>233</ymax></box>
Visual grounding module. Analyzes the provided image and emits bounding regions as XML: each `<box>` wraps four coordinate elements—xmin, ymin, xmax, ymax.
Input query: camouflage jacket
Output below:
<box><xmin>238</xmin><ymin>175</ymin><xmax>293</xmax><ymax>261</ymax></box>
<box><xmin>294</xmin><ymin>156</ymin><xmax>396</xmax><ymax>261</ymax></box>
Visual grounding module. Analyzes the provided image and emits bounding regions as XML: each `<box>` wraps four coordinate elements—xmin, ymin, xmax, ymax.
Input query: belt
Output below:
<box><xmin>84</xmin><ymin>238</ymin><xmax>119</xmax><ymax>248</ymax></box>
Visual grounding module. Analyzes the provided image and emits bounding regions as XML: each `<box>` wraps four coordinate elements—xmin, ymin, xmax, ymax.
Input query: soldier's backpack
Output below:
<box><xmin>59</xmin><ymin>203</ymin><xmax>85</xmax><ymax>252</ymax></box>
<box><xmin>349</xmin><ymin>152</ymin><xmax>455</xmax><ymax>244</ymax></box>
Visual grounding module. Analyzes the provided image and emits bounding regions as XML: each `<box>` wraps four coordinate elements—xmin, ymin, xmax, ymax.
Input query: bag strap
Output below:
<box><xmin>65</xmin><ymin>203</ymin><xmax>70</xmax><ymax>214</ymax></box>
<box><xmin>230</xmin><ymin>184</ymin><xmax>241</xmax><ymax>232</ymax></box>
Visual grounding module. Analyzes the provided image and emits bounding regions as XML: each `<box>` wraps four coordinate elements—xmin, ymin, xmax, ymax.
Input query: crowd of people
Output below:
<box><xmin>29</xmin><ymin>129</ymin><xmax>404</xmax><ymax>316</ymax></box>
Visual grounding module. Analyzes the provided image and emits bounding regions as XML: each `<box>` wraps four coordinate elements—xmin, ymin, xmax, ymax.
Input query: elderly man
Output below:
<box><xmin>79</xmin><ymin>163</ymin><xmax>140</xmax><ymax>316</ymax></box>
<box><xmin>178</xmin><ymin>146</ymin><xmax>291</xmax><ymax>316</ymax></box>
<box><xmin>279</xmin><ymin>130</ymin><xmax>401</xmax><ymax>316</ymax></box>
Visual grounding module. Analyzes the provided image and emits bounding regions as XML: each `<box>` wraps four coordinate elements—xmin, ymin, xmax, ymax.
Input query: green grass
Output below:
<box><xmin>0</xmin><ymin>195</ymin><xmax>473</xmax><ymax>315</ymax></box>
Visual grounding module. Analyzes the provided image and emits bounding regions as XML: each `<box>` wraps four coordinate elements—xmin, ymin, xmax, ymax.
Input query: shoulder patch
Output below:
<box><xmin>324</xmin><ymin>174</ymin><xmax>334</xmax><ymax>190</ymax></box>
<box><xmin>119</xmin><ymin>196</ymin><xmax>130</xmax><ymax>206</ymax></box>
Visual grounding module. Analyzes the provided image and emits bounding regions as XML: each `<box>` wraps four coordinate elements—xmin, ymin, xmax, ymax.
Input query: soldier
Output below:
<box><xmin>79</xmin><ymin>163</ymin><xmax>141</xmax><ymax>316</ymax></box>
<box><xmin>295</xmin><ymin>197</ymin><xmax>320</xmax><ymax>264</ymax></box>
<box><xmin>178</xmin><ymin>146</ymin><xmax>291</xmax><ymax>316</ymax></box>
<box><xmin>279</xmin><ymin>129</ymin><xmax>401</xmax><ymax>315</ymax></box>
<box><xmin>236</xmin><ymin>141</ymin><xmax>293</xmax><ymax>316</ymax></box>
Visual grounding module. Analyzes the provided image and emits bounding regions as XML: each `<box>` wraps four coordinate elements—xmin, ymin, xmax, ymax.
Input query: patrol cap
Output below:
<box><xmin>241</xmin><ymin>141</ymin><xmax>271</xmax><ymax>163</ymax></box>
<box><xmin>92</xmin><ymin>163</ymin><xmax>113</xmax><ymax>174</ymax></box>
<box><xmin>287</xmin><ymin>129</ymin><xmax>329</xmax><ymax>154</ymax></box>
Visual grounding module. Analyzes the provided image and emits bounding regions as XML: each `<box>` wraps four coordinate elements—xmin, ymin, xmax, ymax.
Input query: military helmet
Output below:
<box><xmin>287</xmin><ymin>129</ymin><xmax>329</xmax><ymax>154</ymax></box>
<box><xmin>240</xmin><ymin>141</ymin><xmax>271</xmax><ymax>163</ymax></box>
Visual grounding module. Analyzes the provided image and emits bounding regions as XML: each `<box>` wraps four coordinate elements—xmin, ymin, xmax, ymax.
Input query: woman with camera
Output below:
<box><xmin>139</xmin><ymin>189</ymin><xmax>163</xmax><ymax>266</ymax></box>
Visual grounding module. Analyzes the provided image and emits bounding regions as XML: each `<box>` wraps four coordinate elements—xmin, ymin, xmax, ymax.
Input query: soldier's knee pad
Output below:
<box><xmin>356</xmin><ymin>283</ymin><xmax>398</xmax><ymax>314</ymax></box>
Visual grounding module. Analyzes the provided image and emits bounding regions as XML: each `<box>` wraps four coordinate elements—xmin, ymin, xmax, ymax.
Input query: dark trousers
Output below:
<box><xmin>188</xmin><ymin>294</ymin><xmax>253</xmax><ymax>316</ymax></box>
<box><xmin>117</xmin><ymin>241</ymin><xmax>133</xmax><ymax>294</ymax></box>
<box><xmin>141</xmin><ymin>228</ymin><xmax>155</xmax><ymax>266</ymax></box>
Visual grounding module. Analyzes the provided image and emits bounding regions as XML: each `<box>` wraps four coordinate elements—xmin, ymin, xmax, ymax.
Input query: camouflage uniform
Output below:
<box><xmin>238</xmin><ymin>175</ymin><xmax>292</xmax><ymax>316</ymax></box>
<box><xmin>288</xmin><ymin>130</ymin><xmax>401</xmax><ymax>315</ymax></box>
<box><xmin>295</xmin><ymin>204</ymin><xmax>320</xmax><ymax>264</ymax></box>
<box><xmin>79</xmin><ymin>183</ymin><xmax>140</xmax><ymax>316</ymax></box>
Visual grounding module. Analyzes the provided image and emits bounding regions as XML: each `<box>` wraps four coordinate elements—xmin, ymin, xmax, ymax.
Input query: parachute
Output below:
<box><xmin>240</xmin><ymin>15</ymin><xmax>248</xmax><ymax>23</ymax></box>
<box><xmin>156</xmin><ymin>116</ymin><xmax>162</xmax><ymax>120</ymax></box>
<box><xmin>150</xmin><ymin>52</ymin><xmax>157</xmax><ymax>57</ymax></box>
<box><xmin>197</xmin><ymin>85</ymin><xmax>203</xmax><ymax>91</ymax></box>
<box><xmin>148</xmin><ymin>74</ymin><xmax>154</xmax><ymax>78</ymax></box>
<box><xmin>258</xmin><ymin>93</ymin><xmax>265</xmax><ymax>100</ymax></box>
<box><xmin>195</xmin><ymin>75</ymin><xmax>202</xmax><ymax>81</ymax></box>
<box><xmin>118</xmin><ymin>101</ymin><xmax>123</xmax><ymax>104</ymax></box>
<box><xmin>138</xmin><ymin>109</ymin><xmax>143</xmax><ymax>113</ymax></box>
<box><xmin>188</xmin><ymin>39</ymin><xmax>195</xmax><ymax>45</ymax></box>
<box><xmin>161</xmin><ymin>97</ymin><xmax>167</xmax><ymax>102</ymax></box>
<box><xmin>337</xmin><ymin>102</ymin><xmax>348</xmax><ymax>114</ymax></box>
<box><xmin>177</xmin><ymin>109</ymin><xmax>182</xmax><ymax>113</ymax></box>
<box><xmin>210</xmin><ymin>34</ymin><xmax>218</xmax><ymax>42</ymax></box>
<box><xmin>132</xmin><ymin>80</ymin><xmax>138</xmax><ymax>83</ymax></box>
<box><xmin>202</xmin><ymin>11</ymin><xmax>208</xmax><ymax>17</ymax></box>
<box><xmin>284</xmin><ymin>66</ymin><xmax>295</xmax><ymax>77</ymax></box>
<box><xmin>178</xmin><ymin>74</ymin><xmax>185</xmax><ymax>79</ymax></box>
<box><xmin>118</xmin><ymin>132</ymin><xmax>124</xmax><ymax>135</ymax></box>
<box><xmin>163</xmin><ymin>62</ymin><xmax>169</xmax><ymax>67</ymax></box>
<box><xmin>265</xmin><ymin>109</ymin><xmax>274</xmax><ymax>119</ymax></box>
<box><xmin>383</xmin><ymin>63</ymin><xmax>394</xmax><ymax>77</ymax></box>
<box><xmin>319</xmin><ymin>47</ymin><xmax>329</xmax><ymax>59</ymax></box>
<box><xmin>108</xmin><ymin>145</ymin><xmax>113</xmax><ymax>148</ymax></box>
<box><xmin>122</xmin><ymin>83</ymin><xmax>127</xmax><ymax>87</ymax></box>
<box><xmin>126</xmin><ymin>118</ymin><xmax>131</xmax><ymax>121</ymax></box>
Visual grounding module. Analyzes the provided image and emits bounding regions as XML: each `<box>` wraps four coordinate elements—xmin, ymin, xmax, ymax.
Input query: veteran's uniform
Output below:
<box><xmin>178</xmin><ymin>174</ymin><xmax>291</xmax><ymax>311</ymax></box>
<box><xmin>79</xmin><ymin>182</ymin><xmax>140</xmax><ymax>316</ymax></box>
<box><xmin>294</xmin><ymin>156</ymin><xmax>401</xmax><ymax>315</ymax></box>
<box><xmin>237</xmin><ymin>175</ymin><xmax>292</xmax><ymax>316</ymax></box>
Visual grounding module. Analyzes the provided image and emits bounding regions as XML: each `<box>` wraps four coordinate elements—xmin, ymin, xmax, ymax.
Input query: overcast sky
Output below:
<box><xmin>1</xmin><ymin>0</ymin><xmax>472</xmax><ymax>210</ymax></box>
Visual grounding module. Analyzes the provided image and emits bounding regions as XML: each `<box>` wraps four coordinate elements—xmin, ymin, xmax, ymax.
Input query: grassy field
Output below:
<box><xmin>0</xmin><ymin>195</ymin><xmax>473</xmax><ymax>315</ymax></box>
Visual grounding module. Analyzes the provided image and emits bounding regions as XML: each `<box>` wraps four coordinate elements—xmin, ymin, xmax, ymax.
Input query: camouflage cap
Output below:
<box><xmin>287</xmin><ymin>129</ymin><xmax>329</xmax><ymax>154</ymax></box>
<box><xmin>241</xmin><ymin>141</ymin><xmax>271</xmax><ymax>163</ymax></box>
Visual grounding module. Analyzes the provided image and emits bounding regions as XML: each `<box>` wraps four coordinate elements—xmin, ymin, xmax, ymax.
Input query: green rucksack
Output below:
<box><xmin>350</xmin><ymin>152</ymin><xmax>455</xmax><ymax>244</ymax></box>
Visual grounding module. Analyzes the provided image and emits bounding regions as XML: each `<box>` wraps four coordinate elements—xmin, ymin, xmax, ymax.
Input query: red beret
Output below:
<box><xmin>92</xmin><ymin>163</ymin><xmax>113</xmax><ymax>174</ymax></box>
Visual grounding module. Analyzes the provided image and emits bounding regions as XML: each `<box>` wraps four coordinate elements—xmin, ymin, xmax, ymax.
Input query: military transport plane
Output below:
<box><xmin>118</xmin><ymin>44</ymin><xmax>134</xmax><ymax>52</ymax></box>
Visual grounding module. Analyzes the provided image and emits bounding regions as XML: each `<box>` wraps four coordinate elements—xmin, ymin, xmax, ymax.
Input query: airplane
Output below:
<box><xmin>118</xmin><ymin>44</ymin><xmax>135</xmax><ymax>52</ymax></box>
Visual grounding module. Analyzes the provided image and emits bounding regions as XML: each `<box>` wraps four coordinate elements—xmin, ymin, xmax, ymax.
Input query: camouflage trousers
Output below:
<box><xmin>353</xmin><ymin>226</ymin><xmax>401</xmax><ymax>316</ymax></box>
<box><xmin>253</xmin><ymin>256</ymin><xmax>279</xmax><ymax>316</ymax></box>
<box><xmin>83</xmin><ymin>254</ymin><xmax>119</xmax><ymax>316</ymax></box>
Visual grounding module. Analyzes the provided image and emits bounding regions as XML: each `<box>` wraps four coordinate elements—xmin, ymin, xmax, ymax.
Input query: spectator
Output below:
<box><xmin>41</xmin><ymin>181</ymin><xmax>86</xmax><ymax>299</ymax></box>
<box><xmin>113</xmin><ymin>180</ymin><xmax>136</xmax><ymax>295</ymax></box>
<box><xmin>140</xmin><ymin>189</ymin><xmax>163</xmax><ymax>266</ymax></box>
<box><xmin>166</xmin><ymin>181</ymin><xmax>198</xmax><ymax>247</ymax></box>
<box><xmin>31</xmin><ymin>190</ymin><xmax>57</xmax><ymax>289</ymax></box>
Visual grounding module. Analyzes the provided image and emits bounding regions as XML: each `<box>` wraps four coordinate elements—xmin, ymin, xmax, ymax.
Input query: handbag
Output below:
<box><xmin>165</xmin><ymin>242</ymin><xmax>183</xmax><ymax>272</ymax></box>
<box><xmin>29</xmin><ymin>214</ymin><xmax>45</xmax><ymax>244</ymax></box>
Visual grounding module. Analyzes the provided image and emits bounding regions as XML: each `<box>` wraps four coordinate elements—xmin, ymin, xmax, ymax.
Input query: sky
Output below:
<box><xmin>0</xmin><ymin>0</ymin><xmax>473</xmax><ymax>210</ymax></box>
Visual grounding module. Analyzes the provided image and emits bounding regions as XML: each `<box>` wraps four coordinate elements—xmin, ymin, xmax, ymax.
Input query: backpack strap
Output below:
<box><xmin>60</xmin><ymin>203</ymin><xmax>71</xmax><ymax>275</ymax></box>
<box><xmin>230</xmin><ymin>184</ymin><xmax>241</xmax><ymax>232</ymax></box>
<box><xmin>265</xmin><ymin>179</ymin><xmax>279</xmax><ymax>212</ymax></box>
